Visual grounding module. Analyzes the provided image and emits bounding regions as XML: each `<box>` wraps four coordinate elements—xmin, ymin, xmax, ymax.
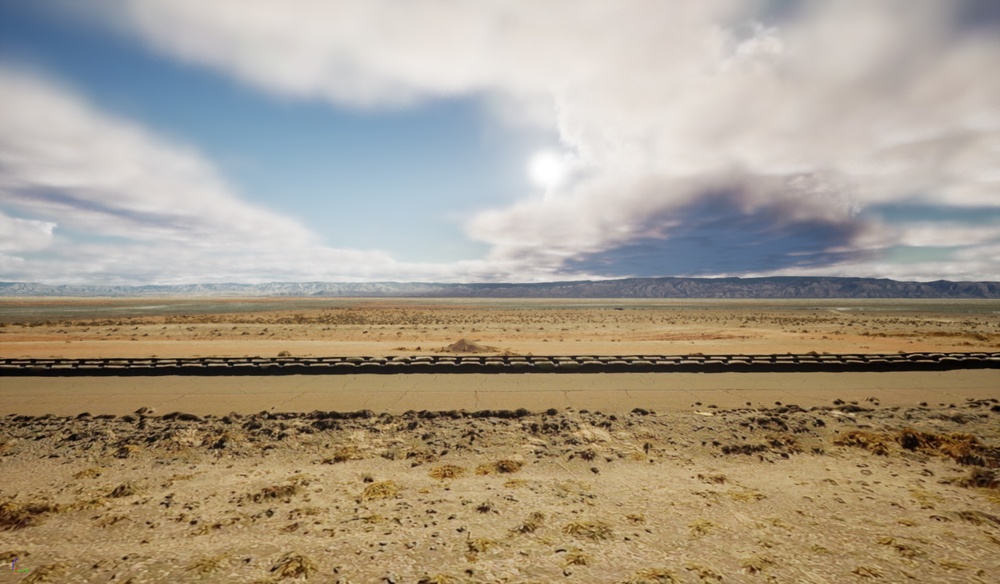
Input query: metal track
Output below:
<box><xmin>1</xmin><ymin>352</ymin><xmax>998</xmax><ymax>376</ymax></box>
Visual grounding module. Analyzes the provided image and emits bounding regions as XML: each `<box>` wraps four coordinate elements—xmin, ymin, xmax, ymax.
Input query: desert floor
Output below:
<box><xmin>1</xmin><ymin>297</ymin><xmax>998</xmax><ymax>359</ymax></box>
<box><xmin>1</xmin><ymin>401</ymin><xmax>999</xmax><ymax>583</ymax></box>
<box><xmin>1</xmin><ymin>298</ymin><xmax>998</xmax><ymax>582</ymax></box>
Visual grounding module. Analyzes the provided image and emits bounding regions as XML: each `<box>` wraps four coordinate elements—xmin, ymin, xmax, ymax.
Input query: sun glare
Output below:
<box><xmin>528</xmin><ymin>150</ymin><xmax>567</xmax><ymax>189</ymax></box>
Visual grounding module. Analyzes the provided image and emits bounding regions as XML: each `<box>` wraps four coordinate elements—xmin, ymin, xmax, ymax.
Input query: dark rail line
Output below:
<box><xmin>1</xmin><ymin>352</ymin><xmax>998</xmax><ymax>376</ymax></box>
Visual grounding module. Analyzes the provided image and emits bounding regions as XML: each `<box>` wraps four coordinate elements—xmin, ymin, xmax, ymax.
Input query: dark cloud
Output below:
<box><xmin>564</xmin><ymin>189</ymin><xmax>871</xmax><ymax>277</ymax></box>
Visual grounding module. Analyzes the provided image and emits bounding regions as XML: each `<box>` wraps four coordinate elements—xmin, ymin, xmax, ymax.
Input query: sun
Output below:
<box><xmin>528</xmin><ymin>150</ymin><xmax>567</xmax><ymax>190</ymax></box>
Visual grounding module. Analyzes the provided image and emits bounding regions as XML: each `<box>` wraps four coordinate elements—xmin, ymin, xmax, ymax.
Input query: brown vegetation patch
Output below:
<box><xmin>186</xmin><ymin>554</ymin><xmax>229</xmax><ymax>576</ymax></box>
<box><xmin>73</xmin><ymin>467</ymin><xmax>102</xmax><ymax>479</ymax></box>
<box><xmin>417</xmin><ymin>575</ymin><xmax>456</xmax><ymax>584</ymax></box>
<box><xmin>622</xmin><ymin>568</ymin><xmax>679</xmax><ymax>584</ymax></box>
<box><xmin>0</xmin><ymin>499</ymin><xmax>61</xmax><ymax>530</ymax></box>
<box><xmin>476</xmin><ymin>459</ymin><xmax>523</xmax><ymax>475</ymax></box>
<box><xmin>270</xmin><ymin>552</ymin><xmax>316</xmax><ymax>580</ymax></box>
<box><xmin>250</xmin><ymin>482</ymin><xmax>302</xmax><ymax>504</ymax></box>
<box><xmin>834</xmin><ymin>430</ymin><xmax>892</xmax><ymax>455</ymax></box>
<box><xmin>360</xmin><ymin>481</ymin><xmax>399</xmax><ymax>501</ymax></box>
<box><xmin>563</xmin><ymin>520</ymin><xmax>612</xmax><ymax>541</ymax></box>
<box><xmin>321</xmin><ymin>445</ymin><xmax>364</xmax><ymax>464</ymax></box>
<box><xmin>897</xmin><ymin>428</ymin><xmax>995</xmax><ymax>466</ymax></box>
<box><xmin>958</xmin><ymin>467</ymin><xmax>999</xmax><ymax>489</ymax></box>
<box><xmin>108</xmin><ymin>481</ymin><xmax>139</xmax><ymax>498</ymax></box>
<box><xmin>429</xmin><ymin>465</ymin><xmax>467</xmax><ymax>480</ymax></box>
<box><xmin>512</xmin><ymin>511</ymin><xmax>546</xmax><ymax>534</ymax></box>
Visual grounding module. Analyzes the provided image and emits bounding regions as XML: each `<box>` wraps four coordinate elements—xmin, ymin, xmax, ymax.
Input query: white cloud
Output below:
<box><xmin>84</xmin><ymin>0</ymin><xmax>1000</xmax><ymax>281</ymax></box>
<box><xmin>0</xmin><ymin>67</ymin><xmax>460</xmax><ymax>284</ymax></box>
<box><xmin>0</xmin><ymin>211</ymin><xmax>56</xmax><ymax>253</ymax></box>
<box><xmin>3</xmin><ymin>1</ymin><xmax>998</xmax><ymax>283</ymax></box>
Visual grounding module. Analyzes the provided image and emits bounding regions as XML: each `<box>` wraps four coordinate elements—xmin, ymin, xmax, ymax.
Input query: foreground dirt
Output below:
<box><xmin>2</xmin><ymin>298</ymin><xmax>999</xmax><ymax>358</ymax></box>
<box><xmin>2</xmin><ymin>401</ymin><xmax>998</xmax><ymax>583</ymax></box>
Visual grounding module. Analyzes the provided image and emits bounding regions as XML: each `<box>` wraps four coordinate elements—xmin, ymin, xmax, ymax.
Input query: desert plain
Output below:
<box><xmin>1</xmin><ymin>298</ymin><xmax>999</xmax><ymax>583</ymax></box>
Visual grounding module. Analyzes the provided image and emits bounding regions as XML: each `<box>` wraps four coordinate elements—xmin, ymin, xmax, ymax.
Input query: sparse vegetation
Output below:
<box><xmin>512</xmin><ymin>511</ymin><xmax>546</xmax><ymax>534</ymax></box>
<box><xmin>429</xmin><ymin>465</ymin><xmax>467</xmax><ymax>479</ymax></box>
<box><xmin>563</xmin><ymin>520</ymin><xmax>612</xmax><ymax>541</ymax></box>
<box><xmin>360</xmin><ymin>481</ymin><xmax>399</xmax><ymax>501</ymax></box>
<box><xmin>622</xmin><ymin>568</ymin><xmax>679</xmax><ymax>584</ymax></box>
<box><xmin>476</xmin><ymin>459</ymin><xmax>523</xmax><ymax>475</ymax></box>
<box><xmin>270</xmin><ymin>552</ymin><xmax>316</xmax><ymax>580</ymax></box>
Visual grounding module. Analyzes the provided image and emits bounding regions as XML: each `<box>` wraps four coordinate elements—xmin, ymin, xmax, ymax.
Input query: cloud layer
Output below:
<box><xmin>4</xmin><ymin>0</ymin><xmax>1000</xmax><ymax>282</ymax></box>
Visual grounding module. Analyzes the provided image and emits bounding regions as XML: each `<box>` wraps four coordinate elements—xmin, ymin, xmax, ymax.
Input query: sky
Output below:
<box><xmin>1</xmin><ymin>0</ymin><xmax>999</xmax><ymax>285</ymax></box>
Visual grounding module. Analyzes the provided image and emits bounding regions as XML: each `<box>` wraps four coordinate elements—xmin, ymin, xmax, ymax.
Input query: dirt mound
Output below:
<box><xmin>440</xmin><ymin>338</ymin><xmax>499</xmax><ymax>353</ymax></box>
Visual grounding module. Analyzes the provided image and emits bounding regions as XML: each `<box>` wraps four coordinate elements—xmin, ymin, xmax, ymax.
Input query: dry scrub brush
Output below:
<box><xmin>270</xmin><ymin>552</ymin><xmax>316</xmax><ymax>580</ymax></box>
<box><xmin>429</xmin><ymin>465</ymin><xmax>467</xmax><ymax>479</ymax></box>
<box><xmin>0</xmin><ymin>499</ymin><xmax>61</xmax><ymax>530</ymax></box>
<box><xmin>512</xmin><ymin>511</ymin><xmax>546</xmax><ymax>534</ymax></box>
<box><xmin>563</xmin><ymin>520</ymin><xmax>612</xmax><ymax>541</ymax></box>
<box><xmin>476</xmin><ymin>459</ymin><xmax>523</xmax><ymax>475</ymax></box>
<box><xmin>621</xmin><ymin>568</ymin><xmax>679</xmax><ymax>584</ymax></box>
<box><xmin>359</xmin><ymin>481</ymin><xmax>399</xmax><ymax>501</ymax></box>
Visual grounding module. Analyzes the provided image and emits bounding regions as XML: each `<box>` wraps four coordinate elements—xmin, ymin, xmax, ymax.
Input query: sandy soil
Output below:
<box><xmin>2</xmin><ymin>401</ymin><xmax>998</xmax><ymax>583</ymax></box>
<box><xmin>2</xmin><ymin>371</ymin><xmax>999</xmax><ymax>417</ymax></box>
<box><xmin>1</xmin><ymin>298</ymin><xmax>998</xmax><ymax>359</ymax></box>
<box><xmin>2</xmin><ymin>298</ymin><xmax>998</xmax><ymax>582</ymax></box>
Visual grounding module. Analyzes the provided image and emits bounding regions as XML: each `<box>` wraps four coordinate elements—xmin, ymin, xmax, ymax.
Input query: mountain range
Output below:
<box><xmin>2</xmin><ymin>277</ymin><xmax>999</xmax><ymax>298</ymax></box>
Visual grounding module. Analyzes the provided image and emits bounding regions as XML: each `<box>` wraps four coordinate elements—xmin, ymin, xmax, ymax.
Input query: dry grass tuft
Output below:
<box><xmin>21</xmin><ymin>562</ymin><xmax>69</xmax><ymax>583</ymax></box>
<box><xmin>417</xmin><ymin>575</ymin><xmax>456</xmax><ymax>584</ymax></box>
<box><xmin>429</xmin><ymin>465</ymin><xmax>467</xmax><ymax>480</ymax></box>
<box><xmin>360</xmin><ymin>481</ymin><xmax>399</xmax><ymax>501</ymax></box>
<box><xmin>0</xmin><ymin>499</ymin><xmax>61</xmax><ymax>530</ymax></box>
<box><xmin>108</xmin><ymin>481</ymin><xmax>139</xmax><ymax>498</ymax></box>
<box><xmin>187</xmin><ymin>554</ymin><xmax>229</xmax><ymax>575</ymax></box>
<box><xmin>504</xmin><ymin>479</ymin><xmax>527</xmax><ymax>489</ymax></box>
<box><xmin>322</xmin><ymin>445</ymin><xmax>364</xmax><ymax>464</ymax></box>
<box><xmin>955</xmin><ymin>510</ymin><xmax>1000</xmax><ymax>526</ymax></box>
<box><xmin>270</xmin><ymin>552</ymin><xmax>316</xmax><ymax>580</ymax></box>
<box><xmin>477</xmin><ymin>459</ymin><xmax>523</xmax><ymax>475</ymax></box>
<box><xmin>741</xmin><ymin>555</ymin><xmax>774</xmax><ymax>575</ymax></box>
<box><xmin>512</xmin><ymin>511</ymin><xmax>546</xmax><ymax>534</ymax></box>
<box><xmin>835</xmin><ymin>431</ymin><xmax>891</xmax><ymax>455</ymax></box>
<box><xmin>697</xmin><ymin>473</ymin><xmax>727</xmax><ymax>484</ymax></box>
<box><xmin>73</xmin><ymin>467</ymin><xmax>102</xmax><ymax>479</ymax></box>
<box><xmin>852</xmin><ymin>566</ymin><xmax>883</xmax><ymax>578</ymax></box>
<box><xmin>897</xmin><ymin>428</ymin><xmax>990</xmax><ymax>465</ymax></box>
<box><xmin>688</xmin><ymin>519</ymin><xmax>716</xmax><ymax>537</ymax></box>
<box><xmin>252</xmin><ymin>483</ymin><xmax>299</xmax><ymax>503</ymax></box>
<box><xmin>728</xmin><ymin>489</ymin><xmax>767</xmax><ymax>502</ymax></box>
<box><xmin>958</xmin><ymin>467</ymin><xmax>998</xmax><ymax>489</ymax></box>
<box><xmin>877</xmin><ymin>536</ymin><xmax>925</xmax><ymax>558</ymax></box>
<box><xmin>0</xmin><ymin>550</ymin><xmax>28</xmax><ymax>563</ymax></box>
<box><xmin>563</xmin><ymin>520</ymin><xmax>613</xmax><ymax>541</ymax></box>
<box><xmin>622</xmin><ymin>567</ymin><xmax>679</xmax><ymax>583</ymax></box>
<box><xmin>685</xmin><ymin>563</ymin><xmax>723</xmax><ymax>581</ymax></box>
<box><xmin>467</xmin><ymin>537</ymin><xmax>497</xmax><ymax>553</ymax></box>
<box><xmin>564</xmin><ymin>548</ymin><xmax>591</xmax><ymax>566</ymax></box>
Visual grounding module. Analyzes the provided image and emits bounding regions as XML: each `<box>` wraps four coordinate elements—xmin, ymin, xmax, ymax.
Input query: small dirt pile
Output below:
<box><xmin>440</xmin><ymin>338</ymin><xmax>499</xmax><ymax>353</ymax></box>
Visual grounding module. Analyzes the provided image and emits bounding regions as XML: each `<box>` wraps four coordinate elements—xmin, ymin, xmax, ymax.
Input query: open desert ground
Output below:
<box><xmin>1</xmin><ymin>298</ymin><xmax>998</xmax><ymax>582</ymax></box>
<box><xmin>1</xmin><ymin>297</ymin><xmax>998</xmax><ymax>359</ymax></box>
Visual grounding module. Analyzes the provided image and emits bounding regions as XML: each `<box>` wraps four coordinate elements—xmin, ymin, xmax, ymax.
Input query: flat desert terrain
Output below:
<box><xmin>1</xmin><ymin>298</ymin><xmax>998</xmax><ymax>582</ymax></box>
<box><xmin>1</xmin><ymin>297</ymin><xmax>998</xmax><ymax>359</ymax></box>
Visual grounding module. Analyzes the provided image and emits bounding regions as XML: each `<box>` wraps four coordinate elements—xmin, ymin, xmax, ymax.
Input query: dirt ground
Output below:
<box><xmin>2</xmin><ymin>297</ymin><xmax>998</xmax><ymax>582</ymax></box>
<box><xmin>1</xmin><ymin>298</ymin><xmax>998</xmax><ymax>359</ymax></box>
<box><xmin>1</xmin><ymin>401</ymin><xmax>998</xmax><ymax>583</ymax></box>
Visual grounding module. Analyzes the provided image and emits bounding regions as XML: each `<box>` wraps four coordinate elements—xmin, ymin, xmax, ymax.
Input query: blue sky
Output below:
<box><xmin>1</xmin><ymin>0</ymin><xmax>998</xmax><ymax>284</ymax></box>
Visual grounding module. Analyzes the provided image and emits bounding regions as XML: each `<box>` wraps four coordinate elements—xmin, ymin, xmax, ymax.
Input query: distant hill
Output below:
<box><xmin>2</xmin><ymin>277</ymin><xmax>999</xmax><ymax>298</ymax></box>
